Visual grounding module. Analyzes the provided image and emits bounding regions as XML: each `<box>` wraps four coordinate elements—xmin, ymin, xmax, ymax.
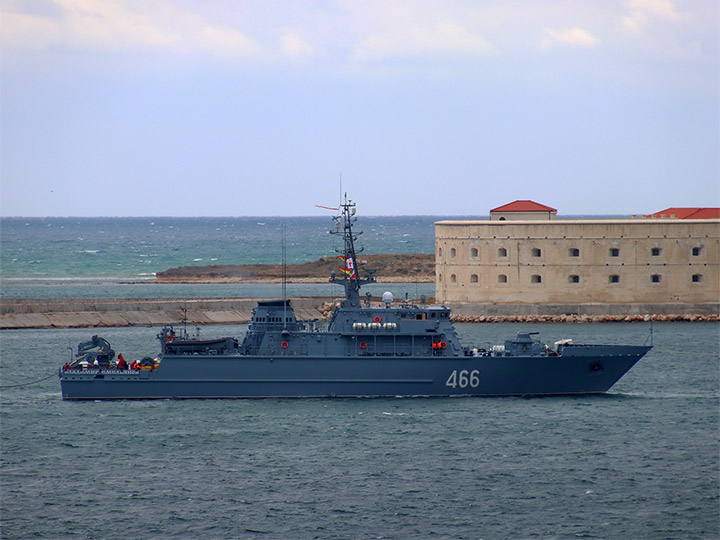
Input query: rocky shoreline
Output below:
<box><xmin>450</xmin><ymin>313</ymin><xmax>719</xmax><ymax>323</ymax></box>
<box><xmin>1</xmin><ymin>297</ymin><xmax>717</xmax><ymax>329</ymax></box>
<box><xmin>154</xmin><ymin>254</ymin><xmax>435</xmax><ymax>283</ymax></box>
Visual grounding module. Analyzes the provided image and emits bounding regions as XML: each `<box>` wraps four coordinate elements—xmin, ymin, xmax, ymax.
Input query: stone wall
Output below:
<box><xmin>435</xmin><ymin>218</ymin><xmax>720</xmax><ymax>305</ymax></box>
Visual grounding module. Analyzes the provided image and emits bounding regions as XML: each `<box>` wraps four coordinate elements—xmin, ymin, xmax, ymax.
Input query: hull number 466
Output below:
<box><xmin>446</xmin><ymin>369</ymin><xmax>480</xmax><ymax>389</ymax></box>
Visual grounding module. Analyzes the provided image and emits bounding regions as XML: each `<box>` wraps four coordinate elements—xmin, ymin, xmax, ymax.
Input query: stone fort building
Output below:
<box><xmin>435</xmin><ymin>201</ymin><xmax>719</xmax><ymax>307</ymax></box>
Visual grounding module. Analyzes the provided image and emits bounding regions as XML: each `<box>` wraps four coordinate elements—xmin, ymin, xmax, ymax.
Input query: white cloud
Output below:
<box><xmin>196</xmin><ymin>25</ymin><xmax>261</xmax><ymax>57</ymax></box>
<box><xmin>352</xmin><ymin>22</ymin><xmax>494</xmax><ymax>62</ymax></box>
<box><xmin>1</xmin><ymin>11</ymin><xmax>61</xmax><ymax>51</ymax></box>
<box><xmin>278</xmin><ymin>32</ymin><xmax>314</xmax><ymax>59</ymax></box>
<box><xmin>1</xmin><ymin>0</ymin><xmax>260</xmax><ymax>56</ymax></box>
<box><xmin>542</xmin><ymin>27</ymin><xmax>601</xmax><ymax>48</ymax></box>
<box><xmin>50</xmin><ymin>0</ymin><xmax>178</xmax><ymax>50</ymax></box>
<box><xmin>622</xmin><ymin>0</ymin><xmax>679</xmax><ymax>33</ymax></box>
<box><xmin>2</xmin><ymin>0</ymin><xmax>714</xmax><ymax>74</ymax></box>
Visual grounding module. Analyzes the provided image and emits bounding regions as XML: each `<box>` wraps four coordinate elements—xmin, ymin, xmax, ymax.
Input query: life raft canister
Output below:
<box><xmin>373</xmin><ymin>316</ymin><xmax>382</xmax><ymax>324</ymax></box>
<box><xmin>281</xmin><ymin>341</ymin><xmax>289</xmax><ymax>349</ymax></box>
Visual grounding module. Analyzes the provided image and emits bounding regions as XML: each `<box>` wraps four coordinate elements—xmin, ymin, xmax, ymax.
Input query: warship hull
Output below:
<box><xmin>60</xmin><ymin>345</ymin><xmax>650</xmax><ymax>400</ymax></box>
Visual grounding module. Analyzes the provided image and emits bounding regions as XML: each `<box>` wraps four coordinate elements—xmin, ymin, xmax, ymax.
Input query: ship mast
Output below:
<box><xmin>330</xmin><ymin>194</ymin><xmax>375</xmax><ymax>307</ymax></box>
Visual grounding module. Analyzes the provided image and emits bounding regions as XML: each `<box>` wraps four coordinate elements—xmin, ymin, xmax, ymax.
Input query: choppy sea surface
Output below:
<box><xmin>1</xmin><ymin>216</ymin><xmax>444</xmax><ymax>279</ymax></box>
<box><xmin>1</xmin><ymin>216</ymin><xmax>719</xmax><ymax>538</ymax></box>
<box><xmin>1</xmin><ymin>322</ymin><xmax>719</xmax><ymax>539</ymax></box>
<box><xmin>1</xmin><ymin>216</ymin><xmax>444</xmax><ymax>300</ymax></box>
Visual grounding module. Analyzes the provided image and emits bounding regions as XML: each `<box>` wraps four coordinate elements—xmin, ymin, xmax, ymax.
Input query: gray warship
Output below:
<box><xmin>59</xmin><ymin>197</ymin><xmax>652</xmax><ymax>400</ymax></box>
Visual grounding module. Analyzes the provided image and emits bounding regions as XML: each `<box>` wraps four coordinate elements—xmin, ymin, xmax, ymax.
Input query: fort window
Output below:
<box><xmin>531</xmin><ymin>248</ymin><xmax>542</xmax><ymax>257</ymax></box>
<box><xmin>498</xmin><ymin>274</ymin><xmax>508</xmax><ymax>283</ymax></box>
<box><xmin>692</xmin><ymin>274</ymin><xmax>703</xmax><ymax>283</ymax></box>
<box><xmin>470</xmin><ymin>248</ymin><xmax>479</xmax><ymax>258</ymax></box>
<box><xmin>609</xmin><ymin>275</ymin><xmax>620</xmax><ymax>283</ymax></box>
<box><xmin>651</xmin><ymin>274</ymin><xmax>661</xmax><ymax>283</ymax></box>
<box><xmin>692</xmin><ymin>247</ymin><xmax>702</xmax><ymax>256</ymax></box>
<box><xmin>450</xmin><ymin>248</ymin><xmax>456</xmax><ymax>258</ymax></box>
<box><xmin>498</xmin><ymin>247</ymin><xmax>507</xmax><ymax>257</ymax></box>
<box><xmin>569</xmin><ymin>275</ymin><xmax>580</xmax><ymax>283</ymax></box>
<box><xmin>470</xmin><ymin>274</ymin><xmax>479</xmax><ymax>283</ymax></box>
<box><xmin>450</xmin><ymin>274</ymin><xmax>457</xmax><ymax>283</ymax></box>
<box><xmin>569</xmin><ymin>248</ymin><xmax>580</xmax><ymax>257</ymax></box>
<box><xmin>651</xmin><ymin>248</ymin><xmax>662</xmax><ymax>256</ymax></box>
<box><xmin>610</xmin><ymin>248</ymin><xmax>620</xmax><ymax>257</ymax></box>
<box><xmin>531</xmin><ymin>274</ymin><xmax>542</xmax><ymax>283</ymax></box>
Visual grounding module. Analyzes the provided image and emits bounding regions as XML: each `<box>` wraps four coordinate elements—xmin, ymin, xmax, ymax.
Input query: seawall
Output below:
<box><xmin>447</xmin><ymin>302</ymin><xmax>719</xmax><ymax>323</ymax></box>
<box><xmin>1</xmin><ymin>298</ymin><xmax>717</xmax><ymax>329</ymax></box>
<box><xmin>0</xmin><ymin>298</ymin><xmax>330</xmax><ymax>329</ymax></box>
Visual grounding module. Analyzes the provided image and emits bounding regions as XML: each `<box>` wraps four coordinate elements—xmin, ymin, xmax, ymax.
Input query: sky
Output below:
<box><xmin>1</xmin><ymin>0</ymin><xmax>718</xmax><ymax>217</ymax></box>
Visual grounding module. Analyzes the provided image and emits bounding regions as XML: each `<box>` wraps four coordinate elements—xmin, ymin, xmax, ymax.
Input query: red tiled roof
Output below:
<box><xmin>646</xmin><ymin>207</ymin><xmax>720</xmax><ymax>219</ymax></box>
<box><xmin>490</xmin><ymin>200</ymin><xmax>557</xmax><ymax>213</ymax></box>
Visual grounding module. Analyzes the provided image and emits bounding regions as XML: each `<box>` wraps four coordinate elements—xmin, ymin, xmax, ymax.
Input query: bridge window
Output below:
<box><xmin>470</xmin><ymin>274</ymin><xmax>479</xmax><ymax>283</ymax></box>
<box><xmin>498</xmin><ymin>274</ymin><xmax>507</xmax><ymax>283</ymax></box>
<box><xmin>569</xmin><ymin>275</ymin><xmax>580</xmax><ymax>283</ymax></box>
<box><xmin>438</xmin><ymin>248</ymin><xmax>442</xmax><ymax>257</ymax></box>
<box><xmin>692</xmin><ymin>247</ymin><xmax>702</xmax><ymax>256</ymax></box>
<box><xmin>450</xmin><ymin>248</ymin><xmax>456</xmax><ymax>258</ymax></box>
<box><xmin>470</xmin><ymin>248</ymin><xmax>478</xmax><ymax>257</ymax></box>
<box><xmin>651</xmin><ymin>248</ymin><xmax>662</xmax><ymax>256</ymax></box>
<box><xmin>609</xmin><ymin>275</ymin><xmax>620</xmax><ymax>283</ymax></box>
<box><xmin>498</xmin><ymin>247</ymin><xmax>507</xmax><ymax>257</ymax></box>
<box><xmin>692</xmin><ymin>274</ymin><xmax>703</xmax><ymax>283</ymax></box>
<box><xmin>651</xmin><ymin>274</ymin><xmax>661</xmax><ymax>283</ymax></box>
<box><xmin>610</xmin><ymin>248</ymin><xmax>620</xmax><ymax>257</ymax></box>
<box><xmin>531</xmin><ymin>274</ymin><xmax>542</xmax><ymax>283</ymax></box>
<box><xmin>569</xmin><ymin>248</ymin><xmax>580</xmax><ymax>257</ymax></box>
<box><xmin>531</xmin><ymin>248</ymin><xmax>542</xmax><ymax>257</ymax></box>
<box><xmin>450</xmin><ymin>274</ymin><xmax>457</xmax><ymax>283</ymax></box>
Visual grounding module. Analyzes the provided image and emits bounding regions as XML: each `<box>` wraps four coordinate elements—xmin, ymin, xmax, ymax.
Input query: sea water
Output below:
<box><xmin>0</xmin><ymin>216</ymin><xmax>446</xmax><ymax>282</ymax></box>
<box><xmin>1</xmin><ymin>216</ymin><xmax>443</xmax><ymax>300</ymax></box>
<box><xmin>1</xmin><ymin>216</ymin><xmax>719</xmax><ymax>538</ymax></box>
<box><xmin>0</xmin><ymin>322</ymin><xmax>718</xmax><ymax>539</ymax></box>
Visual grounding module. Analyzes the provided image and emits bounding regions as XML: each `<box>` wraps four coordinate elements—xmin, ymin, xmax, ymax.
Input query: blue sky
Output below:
<box><xmin>1</xmin><ymin>0</ymin><xmax>718</xmax><ymax>217</ymax></box>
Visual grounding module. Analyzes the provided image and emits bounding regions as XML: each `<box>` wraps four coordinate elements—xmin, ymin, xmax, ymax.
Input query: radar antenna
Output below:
<box><xmin>328</xmin><ymin>194</ymin><xmax>375</xmax><ymax>308</ymax></box>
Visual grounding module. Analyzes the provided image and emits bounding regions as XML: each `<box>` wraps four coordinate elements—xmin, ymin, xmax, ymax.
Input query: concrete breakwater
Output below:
<box><xmin>1</xmin><ymin>298</ymin><xmax>717</xmax><ymax>329</ymax></box>
<box><xmin>0</xmin><ymin>298</ymin><xmax>329</xmax><ymax>329</ymax></box>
